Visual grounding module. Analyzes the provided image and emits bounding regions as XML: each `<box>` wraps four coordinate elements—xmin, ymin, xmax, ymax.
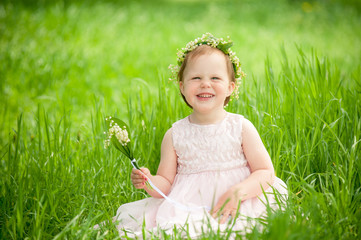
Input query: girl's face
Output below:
<box><xmin>180</xmin><ymin>51</ymin><xmax>235</xmax><ymax>114</ymax></box>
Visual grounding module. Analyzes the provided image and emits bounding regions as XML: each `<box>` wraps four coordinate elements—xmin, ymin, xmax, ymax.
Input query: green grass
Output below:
<box><xmin>1</xmin><ymin>0</ymin><xmax>360</xmax><ymax>239</ymax></box>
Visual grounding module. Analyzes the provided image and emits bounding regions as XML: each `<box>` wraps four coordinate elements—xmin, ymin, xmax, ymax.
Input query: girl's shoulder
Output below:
<box><xmin>225</xmin><ymin>112</ymin><xmax>247</xmax><ymax>127</ymax></box>
<box><xmin>226</xmin><ymin>113</ymin><xmax>259</xmax><ymax>137</ymax></box>
<box><xmin>227</xmin><ymin>112</ymin><xmax>244</xmax><ymax>121</ymax></box>
<box><xmin>239</xmin><ymin>116</ymin><xmax>262</xmax><ymax>143</ymax></box>
<box><xmin>227</xmin><ymin>112</ymin><xmax>254</xmax><ymax>124</ymax></box>
<box><xmin>225</xmin><ymin>112</ymin><xmax>245</xmax><ymax>135</ymax></box>
<box><xmin>171</xmin><ymin>116</ymin><xmax>189</xmax><ymax>129</ymax></box>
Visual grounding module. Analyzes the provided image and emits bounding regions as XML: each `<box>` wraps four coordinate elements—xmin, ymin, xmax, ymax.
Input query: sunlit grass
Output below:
<box><xmin>1</xmin><ymin>0</ymin><xmax>360</xmax><ymax>239</ymax></box>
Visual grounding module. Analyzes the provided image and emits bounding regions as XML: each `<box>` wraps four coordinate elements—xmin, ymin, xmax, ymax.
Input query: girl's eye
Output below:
<box><xmin>211</xmin><ymin>77</ymin><xmax>220</xmax><ymax>80</ymax></box>
<box><xmin>191</xmin><ymin>77</ymin><xmax>201</xmax><ymax>80</ymax></box>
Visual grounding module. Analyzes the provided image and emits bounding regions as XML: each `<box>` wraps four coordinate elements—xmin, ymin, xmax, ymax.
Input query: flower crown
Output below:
<box><xmin>169</xmin><ymin>32</ymin><xmax>245</xmax><ymax>99</ymax></box>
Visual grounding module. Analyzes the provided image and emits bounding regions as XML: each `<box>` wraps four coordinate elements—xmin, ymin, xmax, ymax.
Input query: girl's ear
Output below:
<box><xmin>179</xmin><ymin>81</ymin><xmax>184</xmax><ymax>95</ymax></box>
<box><xmin>227</xmin><ymin>81</ymin><xmax>236</xmax><ymax>97</ymax></box>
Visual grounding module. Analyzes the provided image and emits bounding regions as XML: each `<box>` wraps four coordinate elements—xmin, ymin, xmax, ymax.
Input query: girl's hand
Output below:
<box><xmin>211</xmin><ymin>187</ymin><xmax>241</xmax><ymax>224</ymax></box>
<box><xmin>131</xmin><ymin>168</ymin><xmax>151</xmax><ymax>189</ymax></box>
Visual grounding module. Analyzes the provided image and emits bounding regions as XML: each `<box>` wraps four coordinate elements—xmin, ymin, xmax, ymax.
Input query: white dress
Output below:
<box><xmin>113</xmin><ymin>112</ymin><xmax>288</xmax><ymax>237</ymax></box>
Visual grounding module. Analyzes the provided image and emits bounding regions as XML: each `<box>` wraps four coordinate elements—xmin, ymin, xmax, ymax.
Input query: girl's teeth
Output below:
<box><xmin>198</xmin><ymin>94</ymin><xmax>212</xmax><ymax>98</ymax></box>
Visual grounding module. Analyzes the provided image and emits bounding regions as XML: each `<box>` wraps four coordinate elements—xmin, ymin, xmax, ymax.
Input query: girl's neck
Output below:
<box><xmin>189</xmin><ymin>109</ymin><xmax>227</xmax><ymax>125</ymax></box>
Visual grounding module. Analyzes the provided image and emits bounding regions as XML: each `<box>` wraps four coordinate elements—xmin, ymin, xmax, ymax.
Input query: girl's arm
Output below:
<box><xmin>131</xmin><ymin>128</ymin><xmax>178</xmax><ymax>198</ymax></box>
<box><xmin>211</xmin><ymin>118</ymin><xmax>275</xmax><ymax>223</ymax></box>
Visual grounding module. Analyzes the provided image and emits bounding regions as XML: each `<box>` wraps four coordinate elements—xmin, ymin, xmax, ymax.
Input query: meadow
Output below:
<box><xmin>1</xmin><ymin>0</ymin><xmax>360</xmax><ymax>239</ymax></box>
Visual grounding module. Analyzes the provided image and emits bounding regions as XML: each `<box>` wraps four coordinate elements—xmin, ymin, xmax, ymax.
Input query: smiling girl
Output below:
<box><xmin>103</xmin><ymin>33</ymin><xmax>287</xmax><ymax>237</ymax></box>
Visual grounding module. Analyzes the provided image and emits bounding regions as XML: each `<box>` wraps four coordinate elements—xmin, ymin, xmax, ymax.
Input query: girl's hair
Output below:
<box><xmin>177</xmin><ymin>45</ymin><xmax>236</xmax><ymax>108</ymax></box>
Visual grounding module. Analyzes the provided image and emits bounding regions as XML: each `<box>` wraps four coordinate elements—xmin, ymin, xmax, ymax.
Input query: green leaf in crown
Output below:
<box><xmin>217</xmin><ymin>42</ymin><xmax>233</xmax><ymax>54</ymax></box>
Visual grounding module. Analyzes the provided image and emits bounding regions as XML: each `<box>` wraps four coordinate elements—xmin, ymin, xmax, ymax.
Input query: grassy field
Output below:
<box><xmin>1</xmin><ymin>0</ymin><xmax>360</xmax><ymax>239</ymax></box>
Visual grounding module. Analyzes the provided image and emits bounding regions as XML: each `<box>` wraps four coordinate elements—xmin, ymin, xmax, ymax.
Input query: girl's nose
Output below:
<box><xmin>200</xmin><ymin>79</ymin><xmax>211</xmax><ymax>88</ymax></box>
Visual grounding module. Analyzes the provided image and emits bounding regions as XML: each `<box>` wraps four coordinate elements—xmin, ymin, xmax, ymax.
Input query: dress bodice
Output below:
<box><xmin>172</xmin><ymin>112</ymin><xmax>247</xmax><ymax>174</ymax></box>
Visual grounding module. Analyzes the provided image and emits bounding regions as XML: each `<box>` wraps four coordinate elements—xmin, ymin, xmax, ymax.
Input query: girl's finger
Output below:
<box><xmin>132</xmin><ymin>175</ymin><xmax>144</xmax><ymax>181</ymax></box>
<box><xmin>210</xmin><ymin>206</ymin><xmax>220</xmax><ymax>218</ymax></box>
<box><xmin>231</xmin><ymin>210</ymin><xmax>237</xmax><ymax>219</ymax></box>
<box><xmin>132</xmin><ymin>179</ymin><xmax>143</xmax><ymax>185</ymax></box>
<box><xmin>140</xmin><ymin>167</ymin><xmax>151</xmax><ymax>176</ymax></box>
<box><xmin>211</xmin><ymin>201</ymin><xmax>223</xmax><ymax>215</ymax></box>
<box><xmin>131</xmin><ymin>168</ymin><xmax>140</xmax><ymax>175</ymax></box>
<box><xmin>131</xmin><ymin>171</ymin><xmax>146</xmax><ymax>180</ymax></box>
<box><xmin>219</xmin><ymin>210</ymin><xmax>231</xmax><ymax>224</ymax></box>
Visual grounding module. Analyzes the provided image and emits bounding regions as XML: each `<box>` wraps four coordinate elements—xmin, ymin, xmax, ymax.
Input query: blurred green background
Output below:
<box><xmin>1</xmin><ymin>0</ymin><xmax>360</xmax><ymax>127</ymax></box>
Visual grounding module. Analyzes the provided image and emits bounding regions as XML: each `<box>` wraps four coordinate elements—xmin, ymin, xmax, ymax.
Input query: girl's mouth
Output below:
<box><xmin>197</xmin><ymin>94</ymin><xmax>214</xmax><ymax>98</ymax></box>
